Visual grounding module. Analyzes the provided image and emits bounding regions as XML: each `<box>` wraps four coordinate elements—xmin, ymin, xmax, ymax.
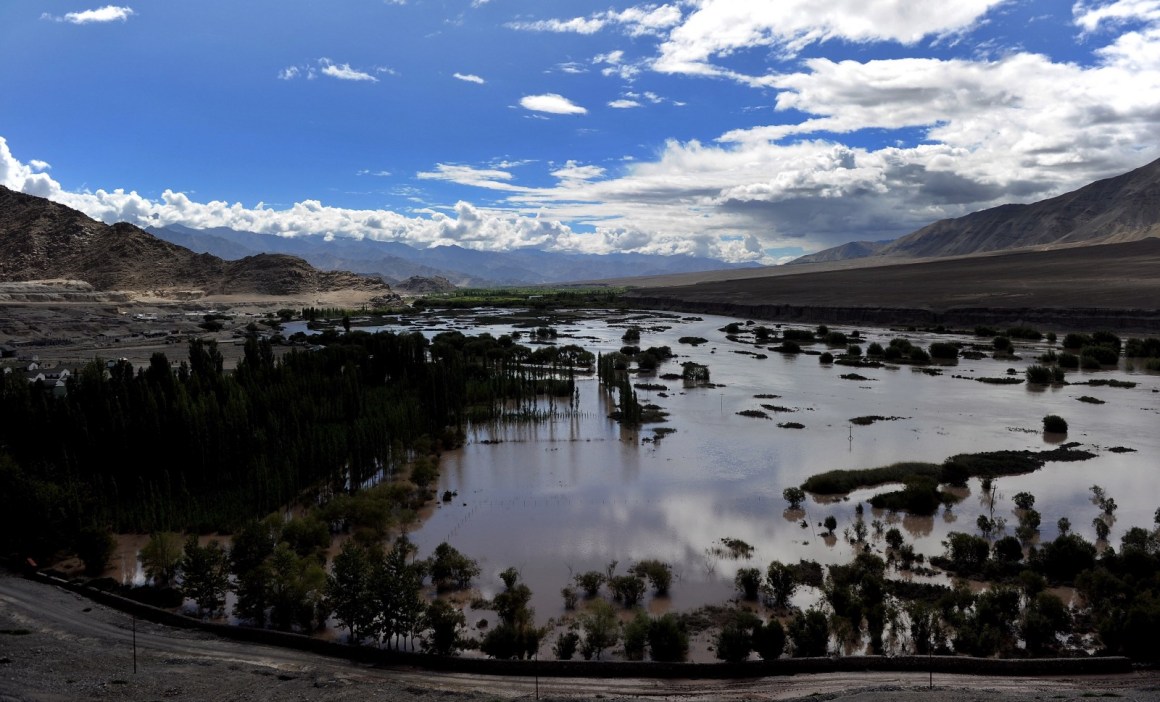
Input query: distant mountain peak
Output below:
<box><xmin>790</xmin><ymin>156</ymin><xmax>1160</xmax><ymax>264</ymax></box>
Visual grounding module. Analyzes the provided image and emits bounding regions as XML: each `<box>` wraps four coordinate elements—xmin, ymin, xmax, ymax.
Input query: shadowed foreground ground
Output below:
<box><xmin>3</xmin><ymin>573</ymin><xmax>1160</xmax><ymax>702</ymax></box>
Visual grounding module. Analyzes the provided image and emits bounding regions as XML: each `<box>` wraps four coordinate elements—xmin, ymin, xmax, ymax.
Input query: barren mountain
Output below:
<box><xmin>794</xmin><ymin>157</ymin><xmax>1160</xmax><ymax>263</ymax></box>
<box><xmin>0</xmin><ymin>186</ymin><xmax>397</xmax><ymax>300</ymax></box>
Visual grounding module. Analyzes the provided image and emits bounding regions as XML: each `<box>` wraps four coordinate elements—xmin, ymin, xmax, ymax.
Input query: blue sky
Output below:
<box><xmin>2</xmin><ymin>1</ymin><xmax>1160</xmax><ymax>263</ymax></box>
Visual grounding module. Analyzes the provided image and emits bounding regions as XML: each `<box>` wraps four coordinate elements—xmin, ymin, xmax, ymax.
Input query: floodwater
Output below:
<box><xmin>299</xmin><ymin>310</ymin><xmax>1160</xmax><ymax>623</ymax></box>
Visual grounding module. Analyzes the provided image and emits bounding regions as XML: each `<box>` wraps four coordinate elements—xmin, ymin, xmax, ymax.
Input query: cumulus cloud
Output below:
<box><xmin>453</xmin><ymin>72</ymin><xmax>486</xmax><ymax>84</ymax></box>
<box><xmin>1074</xmin><ymin>0</ymin><xmax>1160</xmax><ymax>32</ymax></box>
<box><xmin>519</xmin><ymin>93</ymin><xmax>588</xmax><ymax>115</ymax></box>
<box><xmin>608</xmin><ymin>99</ymin><xmax>642</xmax><ymax>108</ymax></box>
<box><xmin>42</xmin><ymin>5</ymin><xmax>135</xmax><ymax>24</ymax></box>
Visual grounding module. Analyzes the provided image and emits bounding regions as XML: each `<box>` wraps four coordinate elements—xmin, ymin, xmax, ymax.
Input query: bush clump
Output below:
<box><xmin>1042</xmin><ymin>414</ymin><xmax>1068</xmax><ymax>434</ymax></box>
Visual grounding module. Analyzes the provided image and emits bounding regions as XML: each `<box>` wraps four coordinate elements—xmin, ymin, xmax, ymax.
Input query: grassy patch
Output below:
<box><xmin>802</xmin><ymin>462</ymin><xmax>942</xmax><ymax>494</ymax></box>
<box><xmin>1076</xmin><ymin>395</ymin><xmax>1105</xmax><ymax>404</ymax></box>
<box><xmin>736</xmin><ymin>409</ymin><xmax>770</xmax><ymax>419</ymax></box>
<box><xmin>1074</xmin><ymin>379</ymin><xmax>1137</xmax><ymax>388</ymax></box>
<box><xmin>778</xmin><ymin>422</ymin><xmax>805</xmax><ymax>429</ymax></box>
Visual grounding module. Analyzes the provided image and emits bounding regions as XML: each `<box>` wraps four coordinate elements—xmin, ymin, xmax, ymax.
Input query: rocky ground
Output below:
<box><xmin>3</xmin><ymin>573</ymin><xmax>1160</xmax><ymax>702</ymax></box>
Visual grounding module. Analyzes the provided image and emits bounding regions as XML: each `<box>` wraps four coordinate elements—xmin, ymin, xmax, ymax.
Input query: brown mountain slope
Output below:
<box><xmin>795</xmin><ymin>157</ymin><xmax>1160</xmax><ymax>263</ymax></box>
<box><xmin>627</xmin><ymin>238</ymin><xmax>1160</xmax><ymax>331</ymax></box>
<box><xmin>0</xmin><ymin>186</ymin><xmax>396</xmax><ymax>298</ymax></box>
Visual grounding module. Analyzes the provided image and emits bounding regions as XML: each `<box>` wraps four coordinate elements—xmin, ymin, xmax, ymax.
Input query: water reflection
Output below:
<box><xmin>292</xmin><ymin>310</ymin><xmax>1160</xmax><ymax>620</ymax></box>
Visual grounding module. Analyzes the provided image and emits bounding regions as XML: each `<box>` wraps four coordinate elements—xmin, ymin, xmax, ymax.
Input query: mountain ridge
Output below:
<box><xmin>0</xmin><ymin>186</ymin><xmax>398</xmax><ymax>301</ymax></box>
<box><xmin>792</xmin><ymin>157</ymin><xmax>1160</xmax><ymax>264</ymax></box>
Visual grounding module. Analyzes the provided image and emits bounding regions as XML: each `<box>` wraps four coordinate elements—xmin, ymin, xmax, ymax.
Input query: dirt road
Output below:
<box><xmin>2</xmin><ymin>573</ymin><xmax>1159</xmax><ymax>701</ymax></box>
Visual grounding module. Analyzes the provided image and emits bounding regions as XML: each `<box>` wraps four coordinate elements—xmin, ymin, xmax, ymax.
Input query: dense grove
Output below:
<box><xmin>0</xmin><ymin>330</ymin><xmax>590</xmax><ymax>560</ymax></box>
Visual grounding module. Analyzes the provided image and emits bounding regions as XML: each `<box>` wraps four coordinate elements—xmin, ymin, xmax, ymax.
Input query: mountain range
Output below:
<box><xmin>0</xmin><ymin>186</ymin><xmax>396</xmax><ymax>300</ymax></box>
<box><xmin>144</xmin><ymin>223</ymin><xmax>761</xmax><ymax>286</ymax></box>
<box><xmin>791</xmin><ymin>156</ymin><xmax>1160</xmax><ymax>264</ymax></box>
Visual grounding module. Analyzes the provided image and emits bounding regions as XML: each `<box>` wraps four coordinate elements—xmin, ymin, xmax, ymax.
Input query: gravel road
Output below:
<box><xmin>3</xmin><ymin>573</ymin><xmax>1160</xmax><ymax>702</ymax></box>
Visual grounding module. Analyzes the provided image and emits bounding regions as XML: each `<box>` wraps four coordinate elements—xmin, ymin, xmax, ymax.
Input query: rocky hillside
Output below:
<box><xmin>0</xmin><ymin>186</ymin><xmax>397</xmax><ymax>299</ymax></box>
<box><xmin>794</xmin><ymin>156</ymin><xmax>1160</xmax><ymax>263</ymax></box>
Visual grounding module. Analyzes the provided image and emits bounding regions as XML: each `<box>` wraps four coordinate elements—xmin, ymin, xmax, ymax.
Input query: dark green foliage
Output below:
<box><xmin>1043</xmin><ymin>414</ymin><xmax>1068</xmax><ymax>433</ymax></box>
<box><xmin>1025</xmin><ymin>364</ymin><xmax>1062</xmax><ymax>384</ymax></box>
<box><xmin>428</xmin><ymin>542</ymin><xmax>480</xmax><ymax>592</ymax></box>
<box><xmin>76</xmin><ymin>526</ymin><xmax>116</xmax><ymax>576</ymax></box>
<box><xmin>140</xmin><ymin>532</ymin><xmax>183</xmax><ymax>586</ymax></box>
<box><xmin>823</xmin><ymin>515</ymin><xmax>838</xmax><ymax>535</ymax></box>
<box><xmin>609</xmin><ymin>574</ymin><xmax>647</xmax><ymax>607</ymax></box>
<box><xmin>782</xmin><ymin>486</ymin><xmax>806</xmax><ymax>508</ymax></box>
<box><xmin>1034</xmin><ymin>533</ymin><xmax>1096</xmax><ymax>582</ymax></box>
<box><xmin>735</xmin><ymin>567</ymin><xmax>763</xmax><ymax>600</ymax></box>
<box><xmin>866</xmin><ymin>342</ymin><xmax>884</xmax><ymax>356</ymax></box>
<box><xmin>788</xmin><ymin>608</ymin><xmax>829</xmax><ymax>657</ymax></box>
<box><xmin>928</xmin><ymin>342</ymin><xmax>959</xmax><ymax>360</ymax></box>
<box><xmin>574</xmin><ymin>570</ymin><xmax>606</xmax><ymax>598</ymax></box>
<box><xmin>422</xmin><ymin>599</ymin><xmax>467</xmax><ymax>656</ymax></box>
<box><xmin>944</xmin><ymin>532</ymin><xmax>991</xmax><ymax>572</ymax></box>
<box><xmin>819</xmin><ymin>352</ymin><xmax>834</xmax><ymax>364</ymax></box>
<box><xmin>1125</xmin><ymin>337</ymin><xmax>1160</xmax><ymax>358</ymax></box>
<box><xmin>824</xmin><ymin>331</ymin><xmax>848</xmax><ymax>346</ymax></box>
<box><xmin>1063</xmin><ymin>333</ymin><xmax>1090</xmax><ymax>349</ymax></box>
<box><xmin>868</xmin><ymin>475</ymin><xmax>947</xmax><ymax>515</ymax></box>
<box><xmin>1058</xmin><ymin>351</ymin><xmax>1080</xmax><ymax>368</ymax></box>
<box><xmin>781</xmin><ymin>328</ymin><xmax>814</xmax><ymax>341</ymax></box>
<box><xmin>1006</xmin><ymin>326</ymin><xmax>1043</xmax><ymax>341</ymax></box>
<box><xmin>764</xmin><ymin>561</ymin><xmax>798</xmax><ymax>609</ymax></box>
<box><xmin>992</xmin><ymin>336</ymin><xmax>1012</xmax><ymax>351</ymax></box>
<box><xmin>908</xmin><ymin>347</ymin><xmax>931</xmax><ymax>364</ymax></box>
<box><xmin>1081</xmin><ymin>345</ymin><xmax>1119</xmax><ymax>365</ymax></box>
<box><xmin>954</xmin><ymin>587</ymin><xmax>1020</xmax><ymax>656</ymax></box>
<box><xmin>885</xmin><ymin>528</ymin><xmax>904</xmax><ymax>550</ymax></box>
<box><xmin>553</xmin><ymin>630</ymin><xmax>580</xmax><ymax>660</ymax></box>
<box><xmin>715</xmin><ymin>610</ymin><xmax>758</xmax><ymax>662</ymax></box>
<box><xmin>802</xmin><ymin>462</ymin><xmax>941</xmax><ymax>494</ymax></box>
<box><xmin>752</xmin><ymin>618</ymin><xmax>785</xmax><ymax>660</ymax></box>
<box><xmin>180</xmin><ymin>536</ymin><xmax>231</xmax><ymax>617</ymax></box>
<box><xmin>1012</xmin><ymin>491</ymin><xmax>1036</xmax><ymax>510</ymax></box>
<box><xmin>648</xmin><ymin>613</ymin><xmax>689</xmax><ymax>662</ymax></box>
<box><xmin>775</xmin><ymin>340</ymin><xmax>802</xmax><ymax>354</ymax></box>
<box><xmin>325</xmin><ymin>540</ymin><xmax>378</xmax><ymax>643</ymax></box>
<box><xmin>623</xmin><ymin>610</ymin><xmax>649</xmax><ymax>660</ymax></box>
<box><xmin>630</xmin><ymin>559</ymin><xmax>673</xmax><ymax>595</ymax></box>
<box><xmin>480</xmin><ymin>568</ymin><xmax>540</xmax><ymax>660</ymax></box>
<box><xmin>578</xmin><ymin>600</ymin><xmax>619</xmax><ymax>660</ymax></box>
<box><xmin>0</xmin><ymin>331</ymin><xmax>551</xmax><ymax>540</ymax></box>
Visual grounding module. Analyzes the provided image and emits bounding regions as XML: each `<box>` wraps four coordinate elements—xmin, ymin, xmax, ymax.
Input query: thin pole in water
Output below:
<box><xmin>133</xmin><ymin>614</ymin><xmax>137</xmax><ymax>674</ymax></box>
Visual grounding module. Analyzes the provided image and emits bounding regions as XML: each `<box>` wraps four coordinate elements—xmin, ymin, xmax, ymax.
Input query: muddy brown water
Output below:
<box><xmin>279</xmin><ymin>309</ymin><xmax>1160</xmax><ymax>630</ymax></box>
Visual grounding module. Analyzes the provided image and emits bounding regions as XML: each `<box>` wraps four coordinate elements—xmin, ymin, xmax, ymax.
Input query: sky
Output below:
<box><xmin>2</xmin><ymin>1</ymin><xmax>1160</xmax><ymax>264</ymax></box>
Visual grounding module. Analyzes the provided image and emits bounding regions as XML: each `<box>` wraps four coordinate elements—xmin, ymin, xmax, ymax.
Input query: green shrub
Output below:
<box><xmin>1058</xmin><ymin>352</ymin><xmax>1080</xmax><ymax>368</ymax></box>
<box><xmin>929</xmin><ymin>342</ymin><xmax>959</xmax><ymax>360</ymax></box>
<box><xmin>1063</xmin><ymin>333</ymin><xmax>1091</xmax><ymax>349</ymax></box>
<box><xmin>648</xmin><ymin>614</ymin><xmax>689</xmax><ymax>662</ymax></box>
<box><xmin>819</xmin><ymin>352</ymin><xmax>834</xmax><ymax>364</ymax></box>
<box><xmin>788</xmin><ymin>608</ymin><xmax>829</xmax><ymax>657</ymax></box>
<box><xmin>1043</xmin><ymin>414</ymin><xmax>1068</xmax><ymax>433</ymax></box>
<box><xmin>867</xmin><ymin>342</ymin><xmax>884</xmax><ymax>356</ymax></box>
<box><xmin>781</xmin><ymin>328</ymin><xmax>814</xmax><ymax>341</ymax></box>
<box><xmin>846</xmin><ymin>344</ymin><xmax>862</xmax><ymax>357</ymax></box>
<box><xmin>1080</xmin><ymin>345</ymin><xmax>1119</xmax><ymax>365</ymax></box>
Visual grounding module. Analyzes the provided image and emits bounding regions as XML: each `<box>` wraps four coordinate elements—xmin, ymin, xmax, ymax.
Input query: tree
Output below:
<box><xmin>735</xmin><ymin>567</ymin><xmax>763</xmax><ymax>600</ymax></box>
<box><xmin>885</xmin><ymin>527</ymin><xmax>905</xmax><ymax>550</ymax></box>
<box><xmin>783</xmin><ymin>487</ymin><xmax>806</xmax><ymax>510</ymax></box>
<box><xmin>180</xmin><ymin>536</ymin><xmax>231</xmax><ymax>617</ymax></box>
<box><xmin>788</xmin><ymin>608</ymin><xmax>829</xmax><ymax>657</ymax></box>
<box><xmin>76</xmin><ymin>526</ymin><xmax>116</xmax><ymax>576</ymax></box>
<box><xmin>752</xmin><ymin>618</ymin><xmax>786</xmax><ymax>660</ymax></box>
<box><xmin>574</xmin><ymin>570</ymin><xmax>606</xmax><ymax>598</ymax></box>
<box><xmin>764</xmin><ymin>561</ymin><xmax>797</xmax><ymax>609</ymax></box>
<box><xmin>609</xmin><ymin>574</ymin><xmax>646</xmax><ymax>608</ymax></box>
<box><xmin>1012</xmin><ymin>491</ymin><xmax>1036</xmax><ymax>510</ymax></box>
<box><xmin>140</xmin><ymin>532</ymin><xmax>183</xmax><ymax>586</ymax></box>
<box><xmin>325</xmin><ymin>540</ymin><xmax>378</xmax><ymax>644</ymax></box>
<box><xmin>422</xmin><ymin>599</ymin><xmax>467</xmax><ymax>656</ymax></box>
<box><xmin>578</xmin><ymin>599</ymin><xmax>619</xmax><ymax>660</ymax></box>
<box><xmin>823</xmin><ymin>515</ymin><xmax>838</xmax><ymax>535</ymax></box>
<box><xmin>623</xmin><ymin>610</ymin><xmax>650</xmax><ymax>661</ymax></box>
<box><xmin>715</xmin><ymin>610</ymin><xmax>757</xmax><ymax>662</ymax></box>
<box><xmin>630</xmin><ymin>559</ymin><xmax>672</xmax><ymax>596</ymax></box>
<box><xmin>428</xmin><ymin>542</ymin><xmax>480</xmax><ymax>592</ymax></box>
<box><xmin>648</xmin><ymin>613</ymin><xmax>689</xmax><ymax>662</ymax></box>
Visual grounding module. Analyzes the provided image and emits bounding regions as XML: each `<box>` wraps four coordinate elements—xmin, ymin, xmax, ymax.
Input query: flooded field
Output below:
<box><xmin>294</xmin><ymin>308</ymin><xmax>1160</xmax><ymax>625</ymax></box>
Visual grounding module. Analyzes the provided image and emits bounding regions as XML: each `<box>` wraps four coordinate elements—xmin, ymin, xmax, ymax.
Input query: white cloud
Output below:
<box><xmin>320</xmin><ymin>59</ymin><xmax>378</xmax><ymax>82</ymax></box>
<box><xmin>551</xmin><ymin>161</ymin><xmax>606</xmax><ymax>181</ymax></box>
<box><xmin>609</xmin><ymin>99</ymin><xmax>642</xmax><ymax>108</ymax></box>
<box><xmin>453</xmin><ymin>72</ymin><xmax>486</xmax><ymax>84</ymax></box>
<box><xmin>519</xmin><ymin>93</ymin><xmax>588</xmax><ymax>115</ymax></box>
<box><xmin>556</xmin><ymin>62</ymin><xmax>588</xmax><ymax>74</ymax></box>
<box><xmin>277</xmin><ymin>66</ymin><xmax>300</xmax><ymax>80</ymax></box>
<box><xmin>651</xmin><ymin>0</ymin><xmax>1006</xmax><ymax>77</ymax></box>
<box><xmin>29</xmin><ymin>160</ymin><xmax>51</xmax><ymax>172</ymax></box>
<box><xmin>1074</xmin><ymin>0</ymin><xmax>1160</xmax><ymax>32</ymax></box>
<box><xmin>509</xmin><ymin>4</ymin><xmax>682</xmax><ymax>37</ymax></box>
<box><xmin>42</xmin><ymin>5</ymin><xmax>135</xmax><ymax>24</ymax></box>
<box><xmin>416</xmin><ymin>163</ymin><xmax>530</xmax><ymax>191</ymax></box>
<box><xmin>356</xmin><ymin>169</ymin><xmax>392</xmax><ymax>177</ymax></box>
